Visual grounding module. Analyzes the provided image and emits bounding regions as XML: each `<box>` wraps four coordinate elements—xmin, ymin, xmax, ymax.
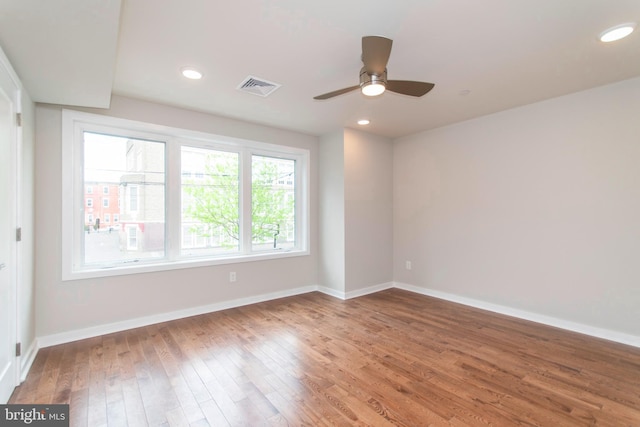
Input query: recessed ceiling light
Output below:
<box><xmin>599</xmin><ymin>23</ymin><xmax>636</xmax><ymax>42</ymax></box>
<box><xmin>357</xmin><ymin>119</ymin><xmax>370</xmax><ymax>126</ymax></box>
<box><xmin>181</xmin><ymin>67</ymin><xmax>203</xmax><ymax>80</ymax></box>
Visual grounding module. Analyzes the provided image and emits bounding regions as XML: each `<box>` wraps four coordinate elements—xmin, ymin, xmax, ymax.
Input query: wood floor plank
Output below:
<box><xmin>198</xmin><ymin>399</ymin><xmax>230</xmax><ymax>427</ymax></box>
<box><xmin>86</xmin><ymin>340</ymin><xmax>108</xmax><ymax>427</ymax></box>
<box><xmin>34</xmin><ymin>346</ymin><xmax>63</xmax><ymax>403</ymax></box>
<box><xmin>9</xmin><ymin>289</ymin><xmax>640</xmax><ymax>426</ymax></box>
<box><xmin>120</xmin><ymin>377</ymin><xmax>148</xmax><ymax>427</ymax></box>
<box><xmin>68</xmin><ymin>388</ymin><xmax>89</xmax><ymax>427</ymax></box>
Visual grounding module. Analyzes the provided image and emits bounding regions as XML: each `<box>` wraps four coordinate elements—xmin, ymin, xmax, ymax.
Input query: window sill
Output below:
<box><xmin>62</xmin><ymin>249</ymin><xmax>310</xmax><ymax>281</ymax></box>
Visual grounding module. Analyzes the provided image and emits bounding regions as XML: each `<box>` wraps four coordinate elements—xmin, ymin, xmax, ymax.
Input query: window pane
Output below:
<box><xmin>252</xmin><ymin>155</ymin><xmax>295</xmax><ymax>251</ymax></box>
<box><xmin>83</xmin><ymin>132</ymin><xmax>165</xmax><ymax>265</ymax></box>
<box><xmin>181</xmin><ymin>146</ymin><xmax>239</xmax><ymax>257</ymax></box>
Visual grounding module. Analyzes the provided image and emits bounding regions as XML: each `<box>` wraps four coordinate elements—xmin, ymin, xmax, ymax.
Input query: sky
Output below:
<box><xmin>83</xmin><ymin>131</ymin><xmax>127</xmax><ymax>183</ymax></box>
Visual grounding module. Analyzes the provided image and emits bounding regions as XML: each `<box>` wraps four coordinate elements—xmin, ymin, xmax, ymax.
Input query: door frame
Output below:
<box><xmin>0</xmin><ymin>46</ymin><xmax>22</xmax><ymax>403</ymax></box>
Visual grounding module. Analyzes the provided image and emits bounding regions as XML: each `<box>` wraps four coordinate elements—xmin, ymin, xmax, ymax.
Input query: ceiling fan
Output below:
<box><xmin>313</xmin><ymin>36</ymin><xmax>435</xmax><ymax>100</ymax></box>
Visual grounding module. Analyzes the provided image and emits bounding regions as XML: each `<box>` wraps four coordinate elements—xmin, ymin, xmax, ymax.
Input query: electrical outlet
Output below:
<box><xmin>405</xmin><ymin>261</ymin><xmax>412</xmax><ymax>270</ymax></box>
<box><xmin>229</xmin><ymin>272</ymin><xmax>237</xmax><ymax>282</ymax></box>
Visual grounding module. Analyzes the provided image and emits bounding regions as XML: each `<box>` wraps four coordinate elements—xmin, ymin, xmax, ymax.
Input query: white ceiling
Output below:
<box><xmin>1</xmin><ymin>0</ymin><xmax>639</xmax><ymax>138</ymax></box>
<box><xmin>0</xmin><ymin>0</ymin><xmax>121</xmax><ymax>108</ymax></box>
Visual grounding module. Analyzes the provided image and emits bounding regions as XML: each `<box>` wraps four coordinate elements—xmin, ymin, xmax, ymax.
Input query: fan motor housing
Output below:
<box><xmin>359</xmin><ymin>67</ymin><xmax>387</xmax><ymax>89</ymax></box>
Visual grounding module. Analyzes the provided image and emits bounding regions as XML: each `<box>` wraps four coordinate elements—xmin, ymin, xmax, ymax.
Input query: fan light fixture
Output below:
<box><xmin>599</xmin><ymin>23</ymin><xmax>636</xmax><ymax>42</ymax></box>
<box><xmin>362</xmin><ymin>83</ymin><xmax>385</xmax><ymax>96</ymax></box>
<box><xmin>359</xmin><ymin>67</ymin><xmax>387</xmax><ymax>97</ymax></box>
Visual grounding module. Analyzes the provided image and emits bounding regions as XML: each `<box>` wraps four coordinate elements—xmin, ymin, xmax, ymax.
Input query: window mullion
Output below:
<box><xmin>297</xmin><ymin>153</ymin><xmax>309</xmax><ymax>251</ymax></box>
<box><xmin>74</xmin><ymin>126</ymin><xmax>86</xmax><ymax>270</ymax></box>
<box><xmin>240</xmin><ymin>149</ymin><xmax>252</xmax><ymax>254</ymax></box>
<box><xmin>166</xmin><ymin>139</ymin><xmax>181</xmax><ymax>260</ymax></box>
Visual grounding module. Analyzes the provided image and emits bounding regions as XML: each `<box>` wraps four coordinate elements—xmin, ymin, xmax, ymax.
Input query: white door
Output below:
<box><xmin>0</xmin><ymin>62</ymin><xmax>18</xmax><ymax>403</ymax></box>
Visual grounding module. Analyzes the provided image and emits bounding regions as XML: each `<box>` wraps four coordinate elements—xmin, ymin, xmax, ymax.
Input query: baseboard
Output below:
<box><xmin>19</xmin><ymin>340</ymin><xmax>38</xmax><ymax>383</ymax></box>
<box><xmin>317</xmin><ymin>282</ymin><xmax>395</xmax><ymax>300</ymax></box>
<box><xmin>394</xmin><ymin>282</ymin><xmax>640</xmax><ymax>349</ymax></box>
<box><xmin>316</xmin><ymin>285</ymin><xmax>346</xmax><ymax>299</ymax></box>
<box><xmin>37</xmin><ymin>285</ymin><xmax>318</xmax><ymax>348</ymax></box>
<box><xmin>344</xmin><ymin>282</ymin><xmax>394</xmax><ymax>299</ymax></box>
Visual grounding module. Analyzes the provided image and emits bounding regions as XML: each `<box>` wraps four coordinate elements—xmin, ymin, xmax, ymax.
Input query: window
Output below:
<box><xmin>87</xmin><ymin>186</ymin><xmax>93</xmax><ymax>194</ymax></box>
<box><xmin>62</xmin><ymin>110</ymin><xmax>309</xmax><ymax>280</ymax></box>
<box><xmin>126</xmin><ymin>225</ymin><xmax>138</xmax><ymax>250</ymax></box>
<box><xmin>80</xmin><ymin>132</ymin><xmax>165</xmax><ymax>267</ymax></box>
<box><xmin>128</xmin><ymin>185</ymin><xmax>138</xmax><ymax>212</ymax></box>
<box><xmin>251</xmin><ymin>155</ymin><xmax>296</xmax><ymax>251</ymax></box>
<box><xmin>181</xmin><ymin>146</ymin><xmax>239</xmax><ymax>257</ymax></box>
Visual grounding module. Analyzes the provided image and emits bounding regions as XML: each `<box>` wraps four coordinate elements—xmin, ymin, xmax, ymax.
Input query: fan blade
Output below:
<box><xmin>362</xmin><ymin>36</ymin><xmax>393</xmax><ymax>75</ymax></box>
<box><xmin>386</xmin><ymin>80</ymin><xmax>435</xmax><ymax>97</ymax></box>
<box><xmin>313</xmin><ymin>85</ymin><xmax>360</xmax><ymax>100</ymax></box>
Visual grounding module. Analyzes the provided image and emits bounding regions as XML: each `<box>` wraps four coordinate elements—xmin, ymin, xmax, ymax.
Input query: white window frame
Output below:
<box><xmin>62</xmin><ymin>109</ymin><xmax>310</xmax><ymax>280</ymax></box>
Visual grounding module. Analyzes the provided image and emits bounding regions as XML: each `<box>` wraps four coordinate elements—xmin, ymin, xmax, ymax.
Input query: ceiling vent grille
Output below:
<box><xmin>237</xmin><ymin>76</ymin><xmax>281</xmax><ymax>97</ymax></box>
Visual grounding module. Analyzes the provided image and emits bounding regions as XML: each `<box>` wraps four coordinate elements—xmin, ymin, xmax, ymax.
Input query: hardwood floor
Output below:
<box><xmin>10</xmin><ymin>289</ymin><xmax>640</xmax><ymax>426</ymax></box>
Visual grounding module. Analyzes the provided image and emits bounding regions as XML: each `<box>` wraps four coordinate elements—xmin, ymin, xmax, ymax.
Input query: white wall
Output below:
<box><xmin>318</xmin><ymin>129</ymin><xmax>394</xmax><ymax>296</ymax></box>
<box><xmin>344</xmin><ymin>129</ymin><xmax>393</xmax><ymax>293</ymax></box>
<box><xmin>318</xmin><ymin>131</ymin><xmax>345</xmax><ymax>293</ymax></box>
<box><xmin>394</xmin><ymin>77</ymin><xmax>640</xmax><ymax>338</ymax></box>
<box><xmin>35</xmin><ymin>96</ymin><xmax>319</xmax><ymax>340</ymax></box>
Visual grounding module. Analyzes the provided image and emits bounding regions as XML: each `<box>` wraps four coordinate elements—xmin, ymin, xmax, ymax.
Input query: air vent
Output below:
<box><xmin>237</xmin><ymin>76</ymin><xmax>281</xmax><ymax>97</ymax></box>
